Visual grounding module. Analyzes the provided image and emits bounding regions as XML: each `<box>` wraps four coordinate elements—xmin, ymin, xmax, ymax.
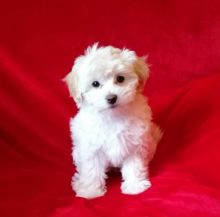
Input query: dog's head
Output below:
<box><xmin>64</xmin><ymin>43</ymin><xmax>149</xmax><ymax>111</ymax></box>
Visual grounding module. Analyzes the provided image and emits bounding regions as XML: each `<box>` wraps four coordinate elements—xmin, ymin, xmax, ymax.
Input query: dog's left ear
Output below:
<box><xmin>134</xmin><ymin>57</ymin><xmax>149</xmax><ymax>90</ymax></box>
<box><xmin>63</xmin><ymin>68</ymin><xmax>83</xmax><ymax>108</ymax></box>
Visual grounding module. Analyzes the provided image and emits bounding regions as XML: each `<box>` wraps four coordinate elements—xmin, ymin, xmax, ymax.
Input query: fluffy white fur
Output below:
<box><xmin>64</xmin><ymin>43</ymin><xmax>162</xmax><ymax>199</ymax></box>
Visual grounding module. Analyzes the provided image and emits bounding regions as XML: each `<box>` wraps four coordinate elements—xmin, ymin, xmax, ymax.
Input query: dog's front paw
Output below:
<box><xmin>72</xmin><ymin>175</ymin><xmax>106</xmax><ymax>199</ymax></box>
<box><xmin>75</xmin><ymin>187</ymin><xmax>106</xmax><ymax>199</ymax></box>
<box><xmin>121</xmin><ymin>179</ymin><xmax>151</xmax><ymax>195</ymax></box>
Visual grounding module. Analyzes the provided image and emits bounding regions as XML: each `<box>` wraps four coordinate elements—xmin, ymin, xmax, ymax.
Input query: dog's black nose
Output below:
<box><xmin>106</xmin><ymin>94</ymin><xmax>117</xmax><ymax>105</ymax></box>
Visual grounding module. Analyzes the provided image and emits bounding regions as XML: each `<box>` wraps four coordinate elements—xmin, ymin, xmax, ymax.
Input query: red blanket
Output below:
<box><xmin>1</xmin><ymin>0</ymin><xmax>220</xmax><ymax>216</ymax></box>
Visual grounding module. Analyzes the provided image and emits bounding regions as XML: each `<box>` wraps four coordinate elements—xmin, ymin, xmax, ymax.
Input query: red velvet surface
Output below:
<box><xmin>1</xmin><ymin>0</ymin><xmax>220</xmax><ymax>216</ymax></box>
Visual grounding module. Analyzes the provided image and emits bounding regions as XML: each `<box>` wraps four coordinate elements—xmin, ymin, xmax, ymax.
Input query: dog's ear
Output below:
<box><xmin>63</xmin><ymin>69</ymin><xmax>82</xmax><ymax>108</ymax></box>
<box><xmin>133</xmin><ymin>57</ymin><xmax>149</xmax><ymax>91</ymax></box>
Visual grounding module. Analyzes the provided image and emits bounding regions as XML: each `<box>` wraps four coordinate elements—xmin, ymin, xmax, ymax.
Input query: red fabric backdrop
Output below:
<box><xmin>1</xmin><ymin>0</ymin><xmax>220</xmax><ymax>216</ymax></box>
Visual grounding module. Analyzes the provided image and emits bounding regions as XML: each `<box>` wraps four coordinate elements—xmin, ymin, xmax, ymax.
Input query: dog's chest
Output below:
<box><xmin>95</xmin><ymin>115</ymin><xmax>148</xmax><ymax>167</ymax></box>
<box><xmin>73</xmin><ymin>107</ymin><xmax>150</xmax><ymax>167</ymax></box>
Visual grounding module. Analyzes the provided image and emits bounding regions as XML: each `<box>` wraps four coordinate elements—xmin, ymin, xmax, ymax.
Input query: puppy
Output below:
<box><xmin>64</xmin><ymin>43</ymin><xmax>161</xmax><ymax>199</ymax></box>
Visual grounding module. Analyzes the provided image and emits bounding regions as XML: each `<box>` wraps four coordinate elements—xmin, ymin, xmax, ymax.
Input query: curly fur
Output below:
<box><xmin>64</xmin><ymin>44</ymin><xmax>162</xmax><ymax>199</ymax></box>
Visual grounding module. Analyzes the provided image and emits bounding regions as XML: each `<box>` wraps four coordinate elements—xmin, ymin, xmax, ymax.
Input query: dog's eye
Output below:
<box><xmin>92</xmin><ymin>81</ymin><xmax>100</xmax><ymax>88</ymax></box>
<box><xmin>116</xmin><ymin>75</ymin><xmax>125</xmax><ymax>83</ymax></box>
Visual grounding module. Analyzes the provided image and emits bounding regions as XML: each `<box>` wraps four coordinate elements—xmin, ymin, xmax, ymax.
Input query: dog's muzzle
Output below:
<box><xmin>106</xmin><ymin>94</ymin><xmax>117</xmax><ymax>105</ymax></box>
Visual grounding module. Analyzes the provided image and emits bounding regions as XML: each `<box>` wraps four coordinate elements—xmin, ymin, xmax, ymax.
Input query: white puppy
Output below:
<box><xmin>64</xmin><ymin>44</ymin><xmax>161</xmax><ymax>199</ymax></box>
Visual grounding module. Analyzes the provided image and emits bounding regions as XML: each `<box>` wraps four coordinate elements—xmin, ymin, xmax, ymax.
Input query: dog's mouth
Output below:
<box><xmin>110</xmin><ymin>104</ymin><xmax>118</xmax><ymax>109</ymax></box>
<box><xmin>101</xmin><ymin>104</ymin><xmax>119</xmax><ymax>112</ymax></box>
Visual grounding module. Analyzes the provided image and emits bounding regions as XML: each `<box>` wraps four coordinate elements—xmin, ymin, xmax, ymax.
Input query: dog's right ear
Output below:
<box><xmin>63</xmin><ymin>69</ymin><xmax>82</xmax><ymax>108</ymax></box>
<box><xmin>133</xmin><ymin>57</ymin><xmax>149</xmax><ymax>91</ymax></box>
